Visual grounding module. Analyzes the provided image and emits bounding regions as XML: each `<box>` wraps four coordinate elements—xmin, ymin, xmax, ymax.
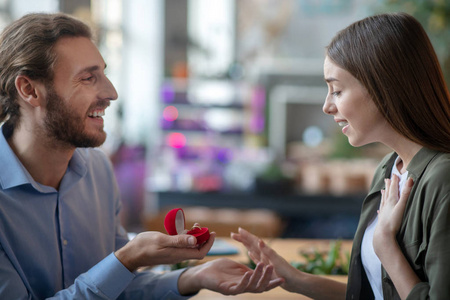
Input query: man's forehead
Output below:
<box><xmin>53</xmin><ymin>36</ymin><xmax>105</xmax><ymax>73</ymax></box>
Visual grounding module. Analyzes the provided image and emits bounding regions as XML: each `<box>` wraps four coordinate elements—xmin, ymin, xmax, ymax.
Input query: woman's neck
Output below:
<box><xmin>385</xmin><ymin>134</ymin><xmax>422</xmax><ymax>173</ymax></box>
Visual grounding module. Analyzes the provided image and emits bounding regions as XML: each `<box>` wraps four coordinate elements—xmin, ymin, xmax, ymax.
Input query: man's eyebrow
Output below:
<box><xmin>76</xmin><ymin>64</ymin><xmax>107</xmax><ymax>76</ymax></box>
<box><xmin>324</xmin><ymin>77</ymin><xmax>338</xmax><ymax>83</ymax></box>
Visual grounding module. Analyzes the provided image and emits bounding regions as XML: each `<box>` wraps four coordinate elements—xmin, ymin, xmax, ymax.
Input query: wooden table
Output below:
<box><xmin>192</xmin><ymin>238</ymin><xmax>352</xmax><ymax>299</ymax></box>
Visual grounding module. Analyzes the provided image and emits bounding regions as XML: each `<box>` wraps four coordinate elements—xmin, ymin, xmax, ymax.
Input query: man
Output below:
<box><xmin>0</xmin><ymin>13</ymin><xmax>283</xmax><ymax>299</ymax></box>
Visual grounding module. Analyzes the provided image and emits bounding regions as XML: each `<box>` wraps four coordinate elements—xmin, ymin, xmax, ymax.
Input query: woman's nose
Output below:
<box><xmin>323</xmin><ymin>95</ymin><xmax>336</xmax><ymax>115</ymax></box>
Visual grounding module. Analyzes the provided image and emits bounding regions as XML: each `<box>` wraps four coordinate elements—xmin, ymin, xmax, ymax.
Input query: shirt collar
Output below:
<box><xmin>0</xmin><ymin>126</ymin><xmax>32</xmax><ymax>189</ymax></box>
<box><xmin>0</xmin><ymin>126</ymin><xmax>87</xmax><ymax>191</ymax></box>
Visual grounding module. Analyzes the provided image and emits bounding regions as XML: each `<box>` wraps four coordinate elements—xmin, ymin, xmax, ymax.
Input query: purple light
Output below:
<box><xmin>249</xmin><ymin>86</ymin><xmax>266</xmax><ymax>133</ymax></box>
<box><xmin>161</xmin><ymin>83</ymin><xmax>175</xmax><ymax>103</ymax></box>
<box><xmin>252</xmin><ymin>86</ymin><xmax>265</xmax><ymax>108</ymax></box>
<box><xmin>216</xmin><ymin>148</ymin><xmax>232</xmax><ymax>163</ymax></box>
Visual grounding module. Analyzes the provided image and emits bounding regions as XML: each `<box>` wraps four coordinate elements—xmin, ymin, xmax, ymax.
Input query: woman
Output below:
<box><xmin>232</xmin><ymin>12</ymin><xmax>450</xmax><ymax>300</ymax></box>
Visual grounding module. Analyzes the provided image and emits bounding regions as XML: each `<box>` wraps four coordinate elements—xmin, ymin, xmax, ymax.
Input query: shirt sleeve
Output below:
<box><xmin>1</xmin><ymin>245</ymin><xmax>195</xmax><ymax>300</ymax></box>
<box><xmin>119</xmin><ymin>268</ymin><xmax>196</xmax><ymax>300</ymax></box>
<box><xmin>0</xmin><ymin>243</ymin><xmax>29</xmax><ymax>299</ymax></box>
<box><xmin>48</xmin><ymin>253</ymin><xmax>135</xmax><ymax>299</ymax></box>
<box><xmin>50</xmin><ymin>253</ymin><xmax>195</xmax><ymax>299</ymax></box>
<box><xmin>0</xmin><ymin>248</ymin><xmax>134</xmax><ymax>300</ymax></box>
<box><xmin>56</xmin><ymin>254</ymin><xmax>195</xmax><ymax>300</ymax></box>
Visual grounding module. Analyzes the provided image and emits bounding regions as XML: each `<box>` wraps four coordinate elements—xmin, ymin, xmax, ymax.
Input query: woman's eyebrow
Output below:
<box><xmin>324</xmin><ymin>77</ymin><xmax>338</xmax><ymax>83</ymax></box>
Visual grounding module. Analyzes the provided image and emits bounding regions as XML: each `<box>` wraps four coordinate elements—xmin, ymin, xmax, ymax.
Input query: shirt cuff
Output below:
<box><xmin>87</xmin><ymin>252</ymin><xmax>135</xmax><ymax>299</ymax></box>
<box><xmin>155</xmin><ymin>268</ymin><xmax>197</xmax><ymax>299</ymax></box>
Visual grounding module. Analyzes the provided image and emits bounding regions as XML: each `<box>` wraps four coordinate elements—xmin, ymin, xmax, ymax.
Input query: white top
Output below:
<box><xmin>361</xmin><ymin>156</ymin><xmax>409</xmax><ymax>299</ymax></box>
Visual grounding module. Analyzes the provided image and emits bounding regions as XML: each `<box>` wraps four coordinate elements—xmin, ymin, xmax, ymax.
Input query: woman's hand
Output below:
<box><xmin>373</xmin><ymin>175</ymin><xmax>421</xmax><ymax>298</ymax></box>
<box><xmin>373</xmin><ymin>175</ymin><xmax>413</xmax><ymax>255</ymax></box>
<box><xmin>115</xmin><ymin>231</ymin><xmax>216</xmax><ymax>272</ymax></box>
<box><xmin>231</xmin><ymin>227</ymin><xmax>300</xmax><ymax>292</ymax></box>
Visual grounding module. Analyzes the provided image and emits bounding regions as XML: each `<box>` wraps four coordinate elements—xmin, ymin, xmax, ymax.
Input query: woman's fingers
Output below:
<box><xmin>397</xmin><ymin>177</ymin><xmax>413</xmax><ymax>209</ymax></box>
<box><xmin>248</xmin><ymin>251</ymin><xmax>262</xmax><ymax>265</ymax></box>
<box><xmin>401</xmin><ymin>177</ymin><xmax>414</xmax><ymax>197</ymax></box>
<box><xmin>379</xmin><ymin>175</ymin><xmax>414</xmax><ymax>216</ymax></box>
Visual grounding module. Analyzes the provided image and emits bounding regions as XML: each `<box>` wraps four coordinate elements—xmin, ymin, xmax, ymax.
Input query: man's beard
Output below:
<box><xmin>44</xmin><ymin>85</ymin><xmax>107</xmax><ymax>148</ymax></box>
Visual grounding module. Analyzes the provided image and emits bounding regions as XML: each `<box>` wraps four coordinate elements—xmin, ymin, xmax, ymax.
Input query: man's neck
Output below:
<box><xmin>8</xmin><ymin>127</ymin><xmax>75</xmax><ymax>190</ymax></box>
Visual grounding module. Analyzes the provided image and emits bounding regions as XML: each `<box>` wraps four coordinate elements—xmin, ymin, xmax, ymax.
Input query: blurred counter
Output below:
<box><xmin>152</xmin><ymin>191</ymin><xmax>364</xmax><ymax>218</ymax></box>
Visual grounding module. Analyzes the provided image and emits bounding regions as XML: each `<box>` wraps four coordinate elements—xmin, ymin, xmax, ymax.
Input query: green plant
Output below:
<box><xmin>245</xmin><ymin>240</ymin><xmax>350</xmax><ymax>275</ymax></box>
<box><xmin>170</xmin><ymin>260</ymin><xmax>192</xmax><ymax>271</ymax></box>
<box><xmin>291</xmin><ymin>240</ymin><xmax>350</xmax><ymax>275</ymax></box>
<box><xmin>258</xmin><ymin>162</ymin><xmax>287</xmax><ymax>181</ymax></box>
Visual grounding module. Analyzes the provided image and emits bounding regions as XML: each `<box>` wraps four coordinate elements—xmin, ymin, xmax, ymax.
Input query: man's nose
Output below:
<box><xmin>100</xmin><ymin>76</ymin><xmax>118</xmax><ymax>101</ymax></box>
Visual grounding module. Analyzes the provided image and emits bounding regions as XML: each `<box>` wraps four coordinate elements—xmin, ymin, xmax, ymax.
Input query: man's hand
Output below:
<box><xmin>115</xmin><ymin>231</ymin><xmax>216</xmax><ymax>272</ymax></box>
<box><xmin>178</xmin><ymin>257</ymin><xmax>284</xmax><ymax>295</ymax></box>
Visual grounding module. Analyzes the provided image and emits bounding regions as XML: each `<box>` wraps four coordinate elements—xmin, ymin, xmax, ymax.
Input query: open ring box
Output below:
<box><xmin>164</xmin><ymin>208</ymin><xmax>210</xmax><ymax>246</ymax></box>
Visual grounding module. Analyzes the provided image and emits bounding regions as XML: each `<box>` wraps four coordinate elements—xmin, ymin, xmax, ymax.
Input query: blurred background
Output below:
<box><xmin>2</xmin><ymin>0</ymin><xmax>449</xmax><ymax>239</ymax></box>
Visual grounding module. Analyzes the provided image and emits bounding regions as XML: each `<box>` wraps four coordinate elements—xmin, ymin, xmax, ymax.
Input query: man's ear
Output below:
<box><xmin>14</xmin><ymin>75</ymin><xmax>44</xmax><ymax>107</ymax></box>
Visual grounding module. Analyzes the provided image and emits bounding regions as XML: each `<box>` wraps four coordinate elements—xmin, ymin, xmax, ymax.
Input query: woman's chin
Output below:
<box><xmin>347</xmin><ymin>137</ymin><xmax>369</xmax><ymax>148</ymax></box>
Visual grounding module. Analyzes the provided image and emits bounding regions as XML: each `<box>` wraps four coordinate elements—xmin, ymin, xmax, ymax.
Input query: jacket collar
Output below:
<box><xmin>367</xmin><ymin>152</ymin><xmax>397</xmax><ymax>196</ymax></box>
<box><xmin>367</xmin><ymin>147</ymin><xmax>438</xmax><ymax>196</ymax></box>
<box><xmin>406</xmin><ymin>147</ymin><xmax>439</xmax><ymax>181</ymax></box>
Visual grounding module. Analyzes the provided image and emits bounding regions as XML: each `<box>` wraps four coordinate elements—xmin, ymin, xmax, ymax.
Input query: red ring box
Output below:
<box><xmin>164</xmin><ymin>208</ymin><xmax>210</xmax><ymax>246</ymax></box>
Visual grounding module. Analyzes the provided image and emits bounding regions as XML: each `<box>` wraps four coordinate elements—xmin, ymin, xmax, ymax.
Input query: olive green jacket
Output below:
<box><xmin>346</xmin><ymin>147</ymin><xmax>450</xmax><ymax>300</ymax></box>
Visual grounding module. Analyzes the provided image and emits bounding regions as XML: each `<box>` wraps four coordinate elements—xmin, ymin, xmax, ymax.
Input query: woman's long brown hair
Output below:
<box><xmin>327</xmin><ymin>12</ymin><xmax>450</xmax><ymax>153</ymax></box>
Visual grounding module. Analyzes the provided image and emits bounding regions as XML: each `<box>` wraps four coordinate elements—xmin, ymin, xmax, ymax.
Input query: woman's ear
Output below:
<box><xmin>14</xmin><ymin>75</ymin><xmax>43</xmax><ymax>107</ymax></box>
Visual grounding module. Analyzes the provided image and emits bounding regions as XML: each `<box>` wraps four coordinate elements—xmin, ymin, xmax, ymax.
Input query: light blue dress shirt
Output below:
<box><xmin>0</xmin><ymin>127</ymin><xmax>189</xmax><ymax>299</ymax></box>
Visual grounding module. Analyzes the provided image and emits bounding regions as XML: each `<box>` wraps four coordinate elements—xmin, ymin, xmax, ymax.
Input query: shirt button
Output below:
<box><xmin>63</xmin><ymin>240</ymin><xmax>68</xmax><ymax>246</ymax></box>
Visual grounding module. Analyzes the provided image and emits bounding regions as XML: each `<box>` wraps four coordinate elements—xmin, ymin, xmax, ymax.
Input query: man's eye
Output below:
<box><xmin>82</xmin><ymin>76</ymin><xmax>94</xmax><ymax>81</ymax></box>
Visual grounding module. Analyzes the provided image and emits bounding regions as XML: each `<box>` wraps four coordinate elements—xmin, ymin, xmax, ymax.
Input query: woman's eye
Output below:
<box><xmin>332</xmin><ymin>91</ymin><xmax>341</xmax><ymax>97</ymax></box>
